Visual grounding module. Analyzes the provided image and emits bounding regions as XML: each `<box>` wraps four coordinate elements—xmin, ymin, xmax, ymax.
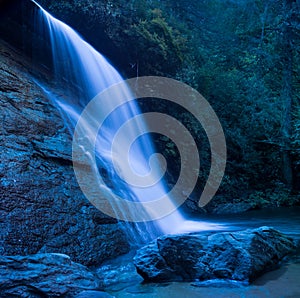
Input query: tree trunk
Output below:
<box><xmin>280</xmin><ymin>0</ymin><xmax>294</xmax><ymax>188</ymax></box>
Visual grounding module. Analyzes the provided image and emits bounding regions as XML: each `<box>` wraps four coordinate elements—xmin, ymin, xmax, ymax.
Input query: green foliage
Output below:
<box><xmin>38</xmin><ymin>0</ymin><xmax>116</xmax><ymax>31</ymax></box>
<box><xmin>176</xmin><ymin>0</ymin><xmax>299</xmax><ymax>199</ymax></box>
<box><xmin>248</xmin><ymin>187</ymin><xmax>300</xmax><ymax>208</ymax></box>
<box><xmin>291</xmin><ymin>105</ymin><xmax>300</xmax><ymax>165</ymax></box>
<box><xmin>124</xmin><ymin>8</ymin><xmax>187</xmax><ymax>75</ymax></box>
<box><xmin>40</xmin><ymin>0</ymin><xmax>190</xmax><ymax>75</ymax></box>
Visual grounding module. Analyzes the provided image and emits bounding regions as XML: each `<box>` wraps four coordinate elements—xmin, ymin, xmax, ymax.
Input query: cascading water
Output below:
<box><xmin>31</xmin><ymin>1</ymin><xmax>183</xmax><ymax>240</ymax></box>
<box><xmin>31</xmin><ymin>1</ymin><xmax>223</xmax><ymax>242</ymax></box>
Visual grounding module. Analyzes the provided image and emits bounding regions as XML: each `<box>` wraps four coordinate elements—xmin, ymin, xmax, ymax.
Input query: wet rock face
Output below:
<box><xmin>134</xmin><ymin>227</ymin><xmax>296</xmax><ymax>283</ymax></box>
<box><xmin>0</xmin><ymin>40</ymin><xmax>129</xmax><ymax>266</ymax></box>
<box><xmin>0</xmin><ymin>253</ymin><xmax>101</xmax><ymax>297</ymax></box>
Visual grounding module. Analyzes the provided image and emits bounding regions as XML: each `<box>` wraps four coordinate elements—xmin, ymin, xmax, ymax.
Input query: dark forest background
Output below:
<box><xmin>27</xmin><ymin>0</ymin><xmax>300</xmax><ymax>212</ymax></box>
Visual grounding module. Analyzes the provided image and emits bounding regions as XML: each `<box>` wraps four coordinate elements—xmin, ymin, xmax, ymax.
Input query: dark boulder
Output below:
<box><xmin>134</xmin><ymin>226</ymin><xmax>296</xmax><ymax>283</ymax></box>
<box><xmin>210</xmin><ymin>202</ymin><xmax>254</xmax><ymax>214</ymax></box>
<box><xmin>0</xmin><ymin>253</ymin><xmax>101</xmax><ymax>297</ymax></box>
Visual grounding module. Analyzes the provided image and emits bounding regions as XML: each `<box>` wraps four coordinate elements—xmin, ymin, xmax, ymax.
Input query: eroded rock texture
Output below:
<box><xmin>0</xmin><ymin>253</ymin><xmax>103</xmax><ymax>297</ymax></box>
<box><xmin>134</xmin><ymin>226</ymin><xmax>296</xmax><ymax>283</ymax></box>
<box><xmin>0</xmin><ymin>40</ymin><xmax>129</xmax><ymax>266</ymax></box>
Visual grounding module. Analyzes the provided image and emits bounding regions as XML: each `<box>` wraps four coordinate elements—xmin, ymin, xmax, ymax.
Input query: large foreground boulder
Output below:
<box><xmin>134</xmin><ymin>226</ymin><xmax>296</xmax><ymax>283</ymax></box>
<box><xmin>0</xmin><ymin>253</ymin><xmax>103</xmax><ymax>297</ymax></box>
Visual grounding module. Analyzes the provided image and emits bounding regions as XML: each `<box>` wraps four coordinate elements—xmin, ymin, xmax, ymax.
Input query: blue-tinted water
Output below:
<box><xmin>32</xmin><ymin>1</ymin><xmax>207</xmax><ymax>243</ymax></box>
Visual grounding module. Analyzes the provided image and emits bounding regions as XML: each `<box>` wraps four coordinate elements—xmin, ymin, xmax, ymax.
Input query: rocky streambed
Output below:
<box><xmin>100</xmin><ymin>208</ymin><xmax>300</xmax><ymax>298</ymax></box>
<box><xmin>0</xmin><ymin>225</ymin><xmax>298</xmax><ymax>297</ymax></box>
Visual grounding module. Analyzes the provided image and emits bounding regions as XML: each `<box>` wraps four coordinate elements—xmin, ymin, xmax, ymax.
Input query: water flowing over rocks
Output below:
<box><xmin>0</xmin><ymin>40</ymin><xmax>129</xmax><ymax>266</ymax></box>
<box><xmin>74</xmin><ymin>290</ymin><xmax>115</xmax><ymax>298</ymax></box>
<box><xmin>134</xmin><ymin>226</ymin><xmax>297</xmax><ymax>283</ymax></box>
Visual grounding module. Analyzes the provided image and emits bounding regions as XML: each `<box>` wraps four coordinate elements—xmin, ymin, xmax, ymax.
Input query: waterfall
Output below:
<box><xmin>31</xmin><ymin>1</ymin><xmax>187</xmax><ymax>241</ymax></box>
<box><xmin>31</xmin><ymin>2</ymin><xmax>224</xmax><ymax>243</ymax></box>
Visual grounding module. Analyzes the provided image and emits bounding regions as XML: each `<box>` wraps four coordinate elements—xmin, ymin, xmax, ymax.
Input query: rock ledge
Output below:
<box><xmin>0</xmin><ymin>253</ymin><xmax>102</xmax><ymax>297</ymax></box>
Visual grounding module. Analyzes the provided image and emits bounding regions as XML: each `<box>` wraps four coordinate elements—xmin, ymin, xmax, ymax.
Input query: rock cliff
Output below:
<box><xmin>0</xmin><ymin>39</ymin><xmax>129</xmax><ymax>266</ymax></box>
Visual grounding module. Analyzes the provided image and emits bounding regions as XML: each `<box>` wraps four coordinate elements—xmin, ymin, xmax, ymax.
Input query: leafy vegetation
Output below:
<box><xmin>38</xmin><ymin>0</ymin><xmax>300</xmax><ymax>211</ymax></box>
